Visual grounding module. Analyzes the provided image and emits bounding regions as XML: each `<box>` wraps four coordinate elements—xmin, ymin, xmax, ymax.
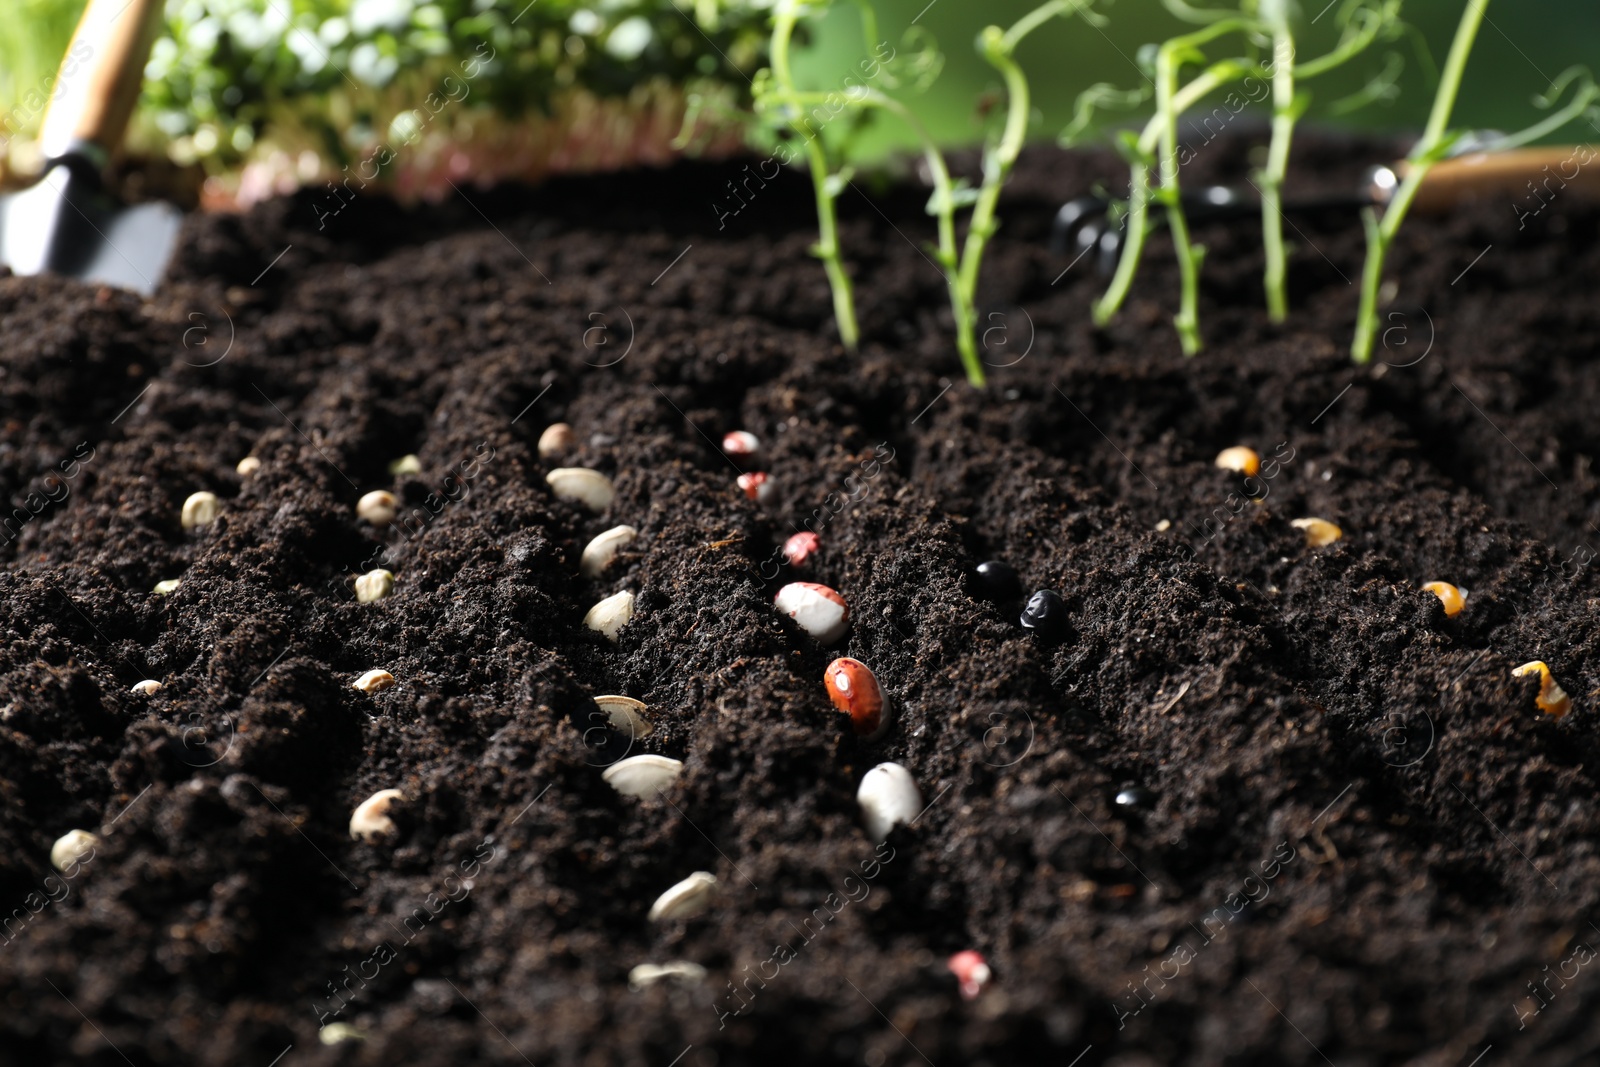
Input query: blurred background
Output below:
<box><xmin>3</xmin><ymin>0</ymin><xmax>1596</xmax><ymax>205</ymax></box>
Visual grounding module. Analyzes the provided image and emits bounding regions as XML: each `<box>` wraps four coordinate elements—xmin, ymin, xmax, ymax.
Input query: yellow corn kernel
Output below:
<box><xmin>1214</xmin><ymin>447</ymin><xmax>1261</xmax><ymax>476</ymax></box>
<box><xmin>1512</xmin><ymin>660</ymin><xmax>1571</xmax><ymax>719</ymax></box>
<box><xmin>1422</xmin><ymin>581</ymin><xmax>1465</xmax><ymax>617</ymax></box>
<box><xmin>1291</xmin><ymin>517</ymin><xmax>1342</xmax><ymax>547</ymax></box>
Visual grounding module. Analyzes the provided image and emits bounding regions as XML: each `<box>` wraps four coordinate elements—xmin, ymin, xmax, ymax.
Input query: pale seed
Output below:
<box><xmin>357</xmin><ymin>490</ymin><xmax>398</xmax><ymax>527</ymax></box>
<box><xmin>389</xmin><ymin>454</ymin><xmax>422</xmax><ymax>475</ymax></box>
<box><xmin>648</xmin><ymin>871</ymin><xmax>717</xmax><ymax>922</ymax></box>
<box><xmin>547</xmin><ymin>467</ymin><xmax>615</xmax><ymax>512</ymax></box>
<box><xmin>539</xmin><ymin>423</ymin><xmax>577</xmax><ymax>458</ymax></box>
<box><xmin>50</xmin><ymin>829</ymin><xmax>99</xmax><ymax>872</ymax></box>
<box><xmin>1291</xmin><ymin>517</ymin><xmax>1342</xmax><ymax>547</ymax></box>
<box><xmin>580</xmin><ymin>525</ymin><xmax>638</xmax><ymax>578</ymax></box>
<box><xmin>628</xmin><ymin>961</ymin><xmax>707</xmax><ymax>989</ymax></box>
<box><xmin>235</xmin><ymin>456</ymin><xmax>261</xmax><ymax>476</ymax></box>
<box><xmin>349</xmin><ymin>788</ymin><xmax>405</xmax><ymax>843</ymax></box>
<box><xmin>355</xmin><ymin>569</ymin><xmax>394</xmax><ymax>603</ymax></box>
<box><xmin>181</xmin><ymin>491</ymin><xmax>221</xmax><ymax>530</ymax></box>
<box><xmin>584</xmin><ymin>590</ymin><xmax>634</xmax><ymax>640</ymax></box>
<box><xmin>131</xmin><ymin>679</ymin><xmax>162</xmax><ymax>695</ymax></box>
<box><xmin>1214</xmin><ymin>447</ymin><xmax>1260</xmax><ymax>475</ymax></box>
<box><xmin>594</xmin><ymin>694</ymin><xmax>653</xmax><ymax>737</ymax></box>
<box><xmin>602</xmin><ymin>754</ymin><xmax>683</xmax><ymax>799</ymax></box>
<box><xmin>353</xmin><ymin>669</ymin><xmax>396</xmax><ymax>693</ymax></box>
<box><xmin>857</xmin><ymin>762</ymin><xmax>922</xmax><ymax>845</ymax></box>
<box><xmin>152</xmin><ymin>579</ymin><xmax>181</xmax><ymax>596</ymax></box>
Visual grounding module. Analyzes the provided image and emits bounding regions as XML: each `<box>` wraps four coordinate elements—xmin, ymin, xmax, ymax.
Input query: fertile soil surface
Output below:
<box><xmin>3</xmin><ymin>132</ymin><xmax>1600</xmax><ymax>1067</ymax></box>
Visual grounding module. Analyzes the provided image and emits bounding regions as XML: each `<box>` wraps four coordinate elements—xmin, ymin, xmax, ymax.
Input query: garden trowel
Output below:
<box><xmin>0</xmin><ymin>0</ymin><xmax>179</xmax><ymax>295</ymax></box>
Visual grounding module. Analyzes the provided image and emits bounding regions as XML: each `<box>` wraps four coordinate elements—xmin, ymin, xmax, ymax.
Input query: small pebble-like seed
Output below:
<box><xmin>130</xmin><ymin>679</ymin><xmax>162</xmax><ymax>696</ymax></box>
<box><xmin>349</xmin><ymin>789</ymin><xmax>405</xmax><ymax>843</ymax></box>
<box><xmin>722</xmin><ymin>431</ymin><xmax>760</xmax><ymax>457</ymax></box>
<box><xmin>355</xmin><ymin>569</ymin><xmax>394</xmax><ymax>603</ymax></box>
<box><xmin>538</xmin><ymin>423</ymin><xmax>576</xmax><ymax>458</ymax></box>
<box><xmin>824</xmin><ymin>658</ymin><xmax>891</xmax><ymax>739</ymax></box>
<box><xmin>783</xmin><ymin>531</ymin><xmax>820</xmax><ymax>567</ymax></box>
<box><xmin>1291</xmin><ymin>517</ymin><xmax>1342</xmax><ymax>547</ymax></box>
<box><xmin>602</xmin><ymin>754</ymin><xmax>683</xmax><ymax>798</ymax></box>
<box><xmin>50</xmin><ymin>829</ymin><xmax>99</xmax><ymax>872</ymax></box>
<box><xmin>357</xmin><ymin>490</ymin><xmax>398</xmax><ymax>527</ymax></box>
<box><xmin>947</xmin><ymin>950</ymin><xmax>991</xmax><ymax>1000</ymax></box>
<box><xmin>353</xmin><ymin>669</ymin><xmax>396</xmax><ymax>693</ymax></box>
<box><xmin>547</xmin><ymin>467</ymin><xmax>615</xmax><ymax>512</ymax></box>
<box><xmin>1422</xmin><ymin>581</ymin><xmax>1465</xmax><ymax>617</ymax></box>
<box><xmin>594</xmin><ymin>695</ymin><xmax>653</xmax><ymax>737</ymax></box>
<box><xmin>628</xmin><ymin>961</ymin><xmax>707</xmax><ymax>989</ymax></box>
<box><xmin>736</xmin><ymin>471</ymin><xmax>772</xmax><ymax>503</ymax></box>
<box><xmin>973</xmin><ymin>560</ymin><xmax>1022</xmax><ymax>603</ymax></box>
<box><xmin>1020</xmin><ymin>589</ymin><xmax>1067</xmax><ymax>635</ymax></box>
<box><xmin>388</xmin><ymin>454</ymin><xmax>422</xmax><ymax>475</ymax></box>
<box><xmin>235</xmin><ymin>456</ymin><xmax>261</xmax><ymax>476</ymax></box>
<box><xmin>1115</xmin><ymin>786</ymin><xmax>1153</xmax><ymax>810</ymax></box>
<box><xmin>318</xmin><ymin>1023</ymin><xmax>366</xmax><ymax>1045</ymax></box>
<box><xmin>858</xmin><ymin>763</ymin><xmax>922</xmax><ymax>844</ymax></box>
<box><xmin>181</xmin><ymin>491</ymin><xmax>221</xmax><ymax>530</ymax></box>
<box><xmin>774</xmin><ymin>582</ymin><xmax>849</xmax><ymax>645</ymax></box>
<box><xmin>1214</xmin><ymin>446</ymin><xmax>1261</xmax><ymax>476</ymax></box>
<box><xmin>1512</xmin><ymin>660</ymin><xmax>1571</xmax><ymax>718</ymax></box>
<box><xmin>648</xmin><ymin>871</ymin><xmax>717</xmax><ymax>922</ymax></box>
<box><xmin>584</xmin><ymin>590</ymin><xmax>635</xmax><ymax>640</ymax></box>
<box><xmin>152</xmin><ymin>579</ymin><xmax>181</xmax><ymax>596</ymax></box>
<box><xmin>580</xmin><ymin>525</ymin><xmax>638</xmax><ymax>577</ymax></box>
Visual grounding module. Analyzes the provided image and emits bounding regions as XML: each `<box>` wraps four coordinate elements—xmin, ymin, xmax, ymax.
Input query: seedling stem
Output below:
<box><xmin>770</xmin><ymin>1</ymin><xmax>861</xmax><ymax>351</ymax></box>
<box><xmin>1351</xmin><ymin>0</ymin><xmax>1486</xmax><ymax>363</ymax></box>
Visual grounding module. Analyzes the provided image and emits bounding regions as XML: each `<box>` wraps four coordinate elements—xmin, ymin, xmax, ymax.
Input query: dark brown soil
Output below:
<box><xmin>3</xmin><ymin>132</ymin><xmax>1600</xmax><ymax>1067</ymax></box>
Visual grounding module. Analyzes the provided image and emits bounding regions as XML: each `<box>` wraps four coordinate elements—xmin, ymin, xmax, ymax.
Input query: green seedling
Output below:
<box><xmin>764</xmin><ymin>0</ymin><xmax>862</xmax><ymax>350</ymax></box>
<box><xmin>1350</xmin><ymin>0</ymin><xmax>1600</xmax><ymax>361</ymax></box>
<box><xmin>1257</xmin><ymin>0</ymin><xmax>1400</xmax><ymax>321</ymax></box>
<box><xmin>1089</xmin><ymin>22</ymin><xmax>1258</xmax><ymax>354</ymax></box>
<box><xmin>762</xmin><ymin>0</ymin><xmax>1096</xmax><ymax>387</ymax></box>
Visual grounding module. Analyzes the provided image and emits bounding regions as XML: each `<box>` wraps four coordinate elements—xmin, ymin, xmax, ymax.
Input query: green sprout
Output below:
<box><xmin>1089</xmin><ymin>22</ymin><xmax>1257</xmax><ymax>354</ymax></box>
<box><xmin>1349</xmin><ymin>0</ymin><xmax>1600</xmax><ymax>362</ymax></box>
<box><xmin>949</xmin><ymin>1</ymin><xmax>1106</xmax><ymax>385</ymax></box>
<box><xmin>1257</xmin><ymin>0</ymin><xmax>1399</xmax><ymax>322</ymax></box>
<box><xmin>762</xmin><ymin>0</ymin><xmax>863</xmax><ymax>351</ymax></box>
<box><xmin>757</xmin><ymin>0</ymin><xmax>1096</xmax><ymax>387</ymax></box>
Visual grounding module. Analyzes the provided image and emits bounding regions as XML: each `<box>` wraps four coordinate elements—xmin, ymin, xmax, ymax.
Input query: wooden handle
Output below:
<box><xmin>1404</xmin><ymin>146</ymin><xmax>1600</xmax><ymax>213</ymax></box>
<box><xmin>38</xmin><ymin>0</ymin><xmax>166</xmax><ymax>162</ymax></box>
